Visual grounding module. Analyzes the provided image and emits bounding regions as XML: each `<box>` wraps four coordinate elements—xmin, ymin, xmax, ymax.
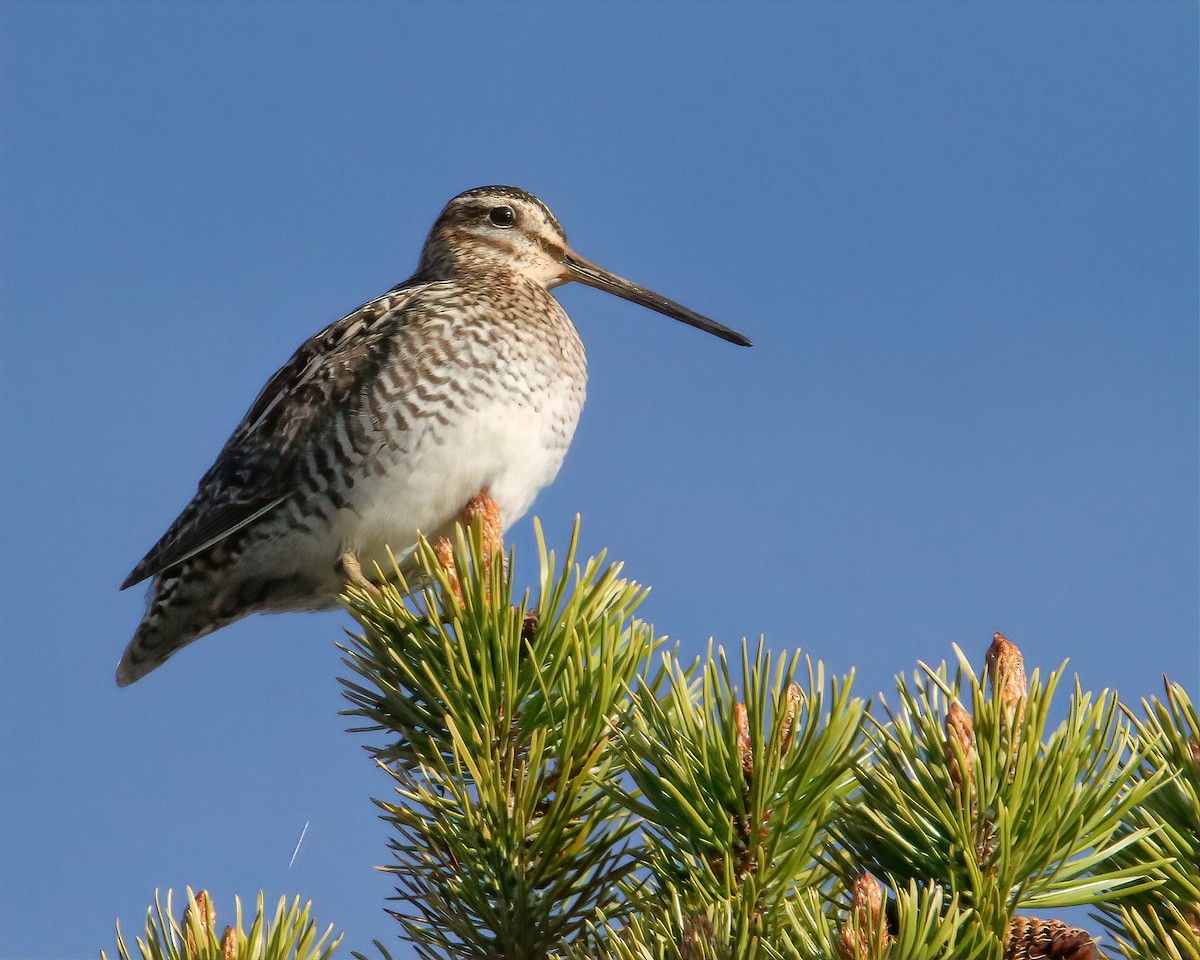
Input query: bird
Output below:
<box><xmin>117</xmin><ymin>185</ymin><xmax>751</xmax><ymax>686</ymax></box>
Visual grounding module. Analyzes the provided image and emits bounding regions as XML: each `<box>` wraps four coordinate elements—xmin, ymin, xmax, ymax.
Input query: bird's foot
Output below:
<box><xmin>341</xmin><ymin>551</ymin><xmax>383</xmax><ymax>600</ymax></box>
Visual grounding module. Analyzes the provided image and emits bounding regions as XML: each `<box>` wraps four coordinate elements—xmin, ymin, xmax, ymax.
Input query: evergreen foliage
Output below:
<box><xmin>1095</xmin><ymin>681</ymin><xmax>1200</xmax><ymax>959</ymax></box>
<box><xmin>340</xmin><ymin>520</ymin><xmax>655</xmax><ymax>959</ymax></box>
<box><xmin>105</xmin><ymin>522</ymin><xmax>1198</xmax><ymax>960</ymax></box>
<box><xmin>103</xmin><ymin>889</ymin><xmax>340</xmax><ymax>960</ymax></box>
<box><xmin>832</xmin><ymin>639</ymin><xmax>1166</xmax><ymax>956</ymax></box>
<box><xmin>595</xmin><ymin>640</ymin><xmax>865</xmax><ymax>959</ymax></box>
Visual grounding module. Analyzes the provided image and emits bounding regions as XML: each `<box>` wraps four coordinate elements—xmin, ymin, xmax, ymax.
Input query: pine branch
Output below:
<box><xmin>103</xmin><ymin>889</ymin><xmax>341</xmax><ymax>960</ymax></box>
<box><xmin>597</xmin><ymin>637</ymin><xmax>866</xmax><ymax>959</ymax></box>
<box><xmin>832</xmin><ymin>634</ymin><xmax>1166</xmax><ymax>958</ymax></box>
<box><xmin>1094</xmin><ymin>678</ymin><xmax>1200</xmax><ymax>959</ymax></box>
<box><xmin>102</xmin><ymin>529</ymin><xmax>1192</xmax><ymax>960</ymax></box>
<box><xmin>339</xmin><ymin>518</ymin><xmax>657</xmax><ymax>960</ymax></box>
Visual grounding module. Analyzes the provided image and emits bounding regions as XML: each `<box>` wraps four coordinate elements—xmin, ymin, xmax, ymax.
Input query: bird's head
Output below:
<box><xmin>418</xmin><ymin>185</ymin><xmax>752</xmax><ymax>347</ymax></box>
<box><xmin>419</xmin><ymin>186</ymin><xmax>571</xmax><ymax>286</ymax></box>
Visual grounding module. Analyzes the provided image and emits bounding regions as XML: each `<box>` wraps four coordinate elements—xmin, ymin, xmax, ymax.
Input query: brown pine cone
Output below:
<box><xmin>1004</xmin><ymin>915</ymin><xmax>1099</xmax><ymax>960</ymax></box>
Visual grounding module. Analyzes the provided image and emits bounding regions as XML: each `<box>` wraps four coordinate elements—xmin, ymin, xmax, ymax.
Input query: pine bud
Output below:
<box><xmin>986</xmin><ymin>633</ymin><xmax>1026</xmax><ymax>711</ymax></box>
<box><xmin>221</xmin><ymin>924</ymin><xmax>237</xmax><ymax>960</ymax></box>
<box><xmin>850</xmin><ymin>871</ymin><xmax>886</xmax><ymax>925</ymax></box>
<box><xmin>182</xmin><ymin>890</ymin><xmax>215</xmax><ymax>959</ymax></box>
<box><xmin>837</xmin><ymin>872</ymin><xmax>890</xmax><ymax>959</ymax></box>
<box><xmin>837</xmin><ymin>924</ymin><xmax>870</xmax><ymax>960</ymax></box>
<box><xmin>735</xmin><ymin>702</ymin><xmax>753</xmax><ymax>782</ymax></box>
<box><xmin>975</xmin><ymin>820</ymin><xmax>999</xmax><ymax>869</ymax></box>
<box><xmin>945</xmin><ymin>700</ymin><xmax>976</xmax><ymax>794</ymax></box>
<box><xmin>779</xmin><ymin>682</ymin><xmax>802</xmax><ymax>757</ymax></box>
<box><xmin>433</xmin><ymin>536</ymin><xmax>462</xmax><ymax>602</ymax></box>
<box><xmin>680</xmin><ymin>914</ymin><xmax>714</xmax><ymax>960</ymax></box>
<box><xmin>986</xmin><ymin>633</ymin><xmax>1027</xmax><ymax>758</ymax></box>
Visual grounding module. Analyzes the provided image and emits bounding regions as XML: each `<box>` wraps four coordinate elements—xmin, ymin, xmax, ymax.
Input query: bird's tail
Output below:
<box><xmin>116</xmin><ymin>573</ymin><xmax>232</xmax><ymax>686</ymax></box>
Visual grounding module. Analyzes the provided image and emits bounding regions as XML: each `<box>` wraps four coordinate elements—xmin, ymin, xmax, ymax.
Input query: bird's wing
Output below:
<box><xmin>121</xmin><ymin>282</ymin><xmax>438</xmax><ymax>589</ymax></box>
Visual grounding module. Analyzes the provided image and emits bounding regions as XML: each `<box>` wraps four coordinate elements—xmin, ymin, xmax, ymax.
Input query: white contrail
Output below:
<box><xmin>289</xmin><ymin>821</ymin><xmax>310</xmax><ymax>868</ymax></box>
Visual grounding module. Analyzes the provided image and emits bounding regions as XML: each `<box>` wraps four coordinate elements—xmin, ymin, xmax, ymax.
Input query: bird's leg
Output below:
<box><xmin>341</xmin><ymin>550</ymin><xmax>383</xmax><ymax>600</ymax></box>
<box><xmin>433</xmin><ymin>488</ymin><xmax>504</xmax><ymax>601</ymax></box>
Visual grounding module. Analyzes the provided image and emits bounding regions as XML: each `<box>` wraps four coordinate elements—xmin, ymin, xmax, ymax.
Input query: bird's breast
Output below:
<box><xmin>329</xmin><ymin>284</ymin><xmax>587</xmax><ymax>573</ymax></box>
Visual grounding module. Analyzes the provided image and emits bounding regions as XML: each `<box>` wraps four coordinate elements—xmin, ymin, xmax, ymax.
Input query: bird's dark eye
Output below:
<box><xmin>488</xmin><ymin>205</ymin><xmax>516</xmax><ymax>228</ymax></box>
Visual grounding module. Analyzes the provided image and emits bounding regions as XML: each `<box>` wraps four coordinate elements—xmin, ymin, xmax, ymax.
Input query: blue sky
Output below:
<box><xmin>1</xmin><ymin>4</ymin><xmax>1196</xmax><ymax>957</ymax></box>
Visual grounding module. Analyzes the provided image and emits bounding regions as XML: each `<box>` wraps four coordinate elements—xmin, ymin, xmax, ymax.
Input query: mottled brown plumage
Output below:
<box><xmin>118</xmin><ymin>186</ymin><xmax>750</xmax><ymax>686</ymax></box>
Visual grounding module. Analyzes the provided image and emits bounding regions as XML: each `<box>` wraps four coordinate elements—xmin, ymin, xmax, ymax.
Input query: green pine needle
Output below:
<box><xmin>834</xmin><ymin>643</ymin><xmax>1168</xmax><ymax>938</ymax></box>
<box><xmin>103</xmin><ymin>889</ymin><xmax>340</xmax><ymax>960</ymax></box>
<box><xmin>606</xmin><ymin>637</ymin><xmax>865</xmax><ymax>958</ymax></box>
<box><xmin>101</xmin><ymin>526</ymin><xmax>1192</xmax><ymax>960</ymax></box>
<box><xmin>339</xmin><ymin>517</ymin><xmax>659</xmax><ymax>959</ymax></box>
<box><xmin>1094</xmin><ymin>679</ymin><xmax>1200</xmax><ymax>958</ymax></box>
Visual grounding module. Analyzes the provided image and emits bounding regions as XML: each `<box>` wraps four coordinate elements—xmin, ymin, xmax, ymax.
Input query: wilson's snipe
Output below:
<box><xmin>118</xmin><ymin>186</ymin><xmax>750</xmax><ymax>685</ymax></box>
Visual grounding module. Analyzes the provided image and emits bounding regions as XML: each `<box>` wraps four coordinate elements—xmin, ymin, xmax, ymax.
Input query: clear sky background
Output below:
<box><xmin>1</xmin><ymin>4</ymin><xmax>1196</xmax><ymax>957</ymax></box>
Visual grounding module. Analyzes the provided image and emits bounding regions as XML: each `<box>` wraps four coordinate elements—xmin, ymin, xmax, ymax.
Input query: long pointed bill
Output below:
<box><xmin>562</xmin><ymin>250</ymin><xmax>752</xmax><ymax>347</ymax></box>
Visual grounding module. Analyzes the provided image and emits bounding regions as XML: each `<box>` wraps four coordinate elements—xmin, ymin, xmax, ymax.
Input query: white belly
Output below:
<box><xmin>335</xmin><ymin>395</ymin><xmax>576</xmax><ymax>575</ymax></box>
